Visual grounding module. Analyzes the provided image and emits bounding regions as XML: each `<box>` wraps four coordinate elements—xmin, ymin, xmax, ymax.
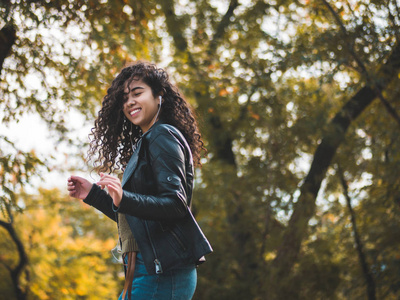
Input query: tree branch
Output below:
<box><xmin>0</xmin><ymin>24</ymin><xmax>16</xmax><ymax>77</ymax></box>
<box><xmin>387</xmin><ymin>0</ymin><xmax>400</xmax><ymax>42</ymax></box>
<box><xmin>158</xmin><ymin>0</ymin><xmax>188</xmax><ymax>53</ymax></box>
<box><xmin>321</xmin><ymin>0</ymin><xmax>400</xmax><ymax>127</ymax></box>
<box><xmin>231</xmin><ymin>85</ymin><xmax>257</xmax><ymax>132</ymax></box>
<box><xmin>394</xmin><ymin>0</ymin><xmax>400</xmax><ymax>37</ymax></box>
<box><xmin>269</xmin><ymin>41</ymin><xmax>400</xmax><ymax>291</ymax></box>
<box><xmin>0</xmin><ymin>217</ymin><xmax>28</xmax><ymax>300</ymax></box>
<box><xmin>207</xmin><ymin>0</ymin><xmax>239</xmax><ymax>57</ymax></box>
<box><xmin>160</xmin><ymin>0</ymin><xmax>240</xmax><ymax>70</ymax></box>
<box><xmin>337</xmin><ymin>164</ymin><xmax>376</xmax><ymax>300</ymax></box>
<box><xmin>320</xmin><ymin>0</ymin><xmax>367</xmax><ymax>74</ymax></box>
<box><xmin>159</xmin><ymin>0</ymin><xmax>242</xmax><ymax>165</ymax></box>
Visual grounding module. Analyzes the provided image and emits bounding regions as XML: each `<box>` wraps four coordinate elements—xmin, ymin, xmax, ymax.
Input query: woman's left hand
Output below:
<box><xmin>97</xmin><ymin>173</ymin><xmax>123</xmax><ymax>207</ymax></box>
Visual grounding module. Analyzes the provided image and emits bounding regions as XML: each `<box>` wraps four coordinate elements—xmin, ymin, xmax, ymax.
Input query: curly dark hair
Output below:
<box><xmin>88</xmin><ymin>61</ymin><xmax>205</xmax><ymax>173</ymax></box>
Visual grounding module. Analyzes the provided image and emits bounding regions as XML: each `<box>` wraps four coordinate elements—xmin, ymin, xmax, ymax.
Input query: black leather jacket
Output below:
<box><xmin>84</xmin><ymin>120</ymin><xmax>212</xmax><ymax>275</ymax></box>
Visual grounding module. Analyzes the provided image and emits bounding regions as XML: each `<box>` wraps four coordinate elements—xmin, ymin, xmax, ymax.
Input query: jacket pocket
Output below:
<box><xmin>159</xmin><ymin>221</ymin><xmax>187</xmax><ymax>252</ymax></box>
<box><xmin>159</xmin><ymin>171</ymin><xmax>181</xmax><ymax>188</ymax></box>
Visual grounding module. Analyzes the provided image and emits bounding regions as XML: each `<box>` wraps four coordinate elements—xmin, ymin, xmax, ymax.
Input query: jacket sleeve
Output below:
<box><xmin>83</xmin><ymin>184</ymin><xmax>117</xmax><ymax>222</ymax></box>
<box><xmin>113</xmin><ymin>129</ymin><xmax>189</xmax><ymax>220</ymax></box>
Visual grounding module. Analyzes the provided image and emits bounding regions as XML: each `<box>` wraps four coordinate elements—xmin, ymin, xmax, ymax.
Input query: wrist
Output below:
<box><xmin>113</xmin><ymin>197</ymin><xmax>121</xmax><ymax>208</ymax></box>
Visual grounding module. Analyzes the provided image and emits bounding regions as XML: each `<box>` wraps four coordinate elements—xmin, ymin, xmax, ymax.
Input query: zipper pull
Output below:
<box><xmin>154</xmin><ymin>259</ymin><xmax>163</xmax><ymax>274</ymax></box>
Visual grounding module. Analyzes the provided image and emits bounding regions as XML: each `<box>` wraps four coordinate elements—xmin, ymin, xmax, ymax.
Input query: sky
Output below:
<box><xmin>1</xmin><ymin>110</ymin><xmax>93</xmax><ymax>193</ymax></box>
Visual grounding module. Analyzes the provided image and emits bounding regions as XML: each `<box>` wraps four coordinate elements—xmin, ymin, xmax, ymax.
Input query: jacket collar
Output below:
<box><xmin>121</xmin><ymin>137</ymin><xmax>142</xmax><ymax>188</ymax></box>
<box><xmin>121</xmin><ymin>119</ymin><xmax>164</xmax><ymax>187</ymax></box>
<box><xmin>142</xmin><ymin>118</ymin><xmax>164</xmax><ymax>138</ymax></box>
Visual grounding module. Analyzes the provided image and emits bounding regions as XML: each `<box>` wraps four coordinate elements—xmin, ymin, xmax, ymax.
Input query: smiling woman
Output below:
<box><xmin>67</xmin><ymin>61</ymin><xmax>212</xmax><ymax>300</ymax></box>
<box><xmin>123</xmin><ymin>79</ymin><xmax>161</xmax><ymax>133</ymax></box>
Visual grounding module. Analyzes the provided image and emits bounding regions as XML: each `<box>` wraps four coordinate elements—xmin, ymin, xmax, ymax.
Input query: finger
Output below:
<box><xmin>99</xmin><ymin>173</ymin><xmax>119</xmax><ymax>180</ymax></box>
<box><xmin>97</xmin><ymin>177</ymin><xmax>119</xmax><ymax>186</ymax></box>
<box><xmin>106</xmin><ymin>182</ymin><xmax>120</xmax><ymax>193</ymax></box>
<box><xmin>69</xmin><ymin>175</ymin><xmax>81</xmax><ymax>181</ymax></box>
<box><xmin>97</xmin><ymin>177</ymin><xmax>115</xmax><ymax>184</ymax></box>
<box><xmin>96</xmin><ymin>180</ymin><xmax>108</xmax><ymax>187</ymax></box>
<box><xmin>67</xmin><ymin>181</ymin><xmax>75</xmax><ymax>189</ymax></box>
<box><xmin>105</xmin><ymin>179</ymin><xmax>121</xmax><ymax>187</ymax></box>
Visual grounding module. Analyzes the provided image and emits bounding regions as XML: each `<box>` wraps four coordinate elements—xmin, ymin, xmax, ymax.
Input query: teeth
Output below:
<box><xmin>130</xmin><ymin>108</ymin><xmax>140</xmax><ymax>116</ymax></box>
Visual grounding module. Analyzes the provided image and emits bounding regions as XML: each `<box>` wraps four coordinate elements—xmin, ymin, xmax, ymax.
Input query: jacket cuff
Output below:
<box><xmin>112</xmin><ymin>202</ymin><xmax>120</xmax><ymax>212</ymax></box>
<box><xmin>113</xmin><ymin>190</ymin><xmax>135</xmax><ymax>213</ymax></box>
<box><xmin>83</xmin><ymin>184</ymin><xmax>100</xmax><ymax>205</ymax></box>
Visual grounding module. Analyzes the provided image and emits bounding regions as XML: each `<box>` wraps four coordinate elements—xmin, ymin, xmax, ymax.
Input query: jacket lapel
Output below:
<box><xmin>121</xmin><ymin>138</ymin><xmax>142</xmax><ymax>188</ymax></box>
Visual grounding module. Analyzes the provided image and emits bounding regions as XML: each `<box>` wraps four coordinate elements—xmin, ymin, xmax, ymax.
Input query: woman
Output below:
<box><xmin>67</xmin><ymin>62</ymin><xmax>212</xmax><ymax>300</ymax></box>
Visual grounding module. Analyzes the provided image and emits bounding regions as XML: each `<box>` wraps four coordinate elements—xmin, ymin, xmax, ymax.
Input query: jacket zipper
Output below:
<box><xmin>129</xmin><ymin>139</ymin><xmax>162</xmax><ymax>274</ymax></box>
<box><xmin>144</xmin><ymin>220</ymin><xmax>163</xmax><ymax>274</ymax></box>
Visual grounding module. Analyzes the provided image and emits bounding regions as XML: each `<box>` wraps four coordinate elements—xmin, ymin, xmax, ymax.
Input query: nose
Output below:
<box><xmin>125</xmin><ymin>97</ymin><xmax>136</xmax><ymax>107</ymax></box>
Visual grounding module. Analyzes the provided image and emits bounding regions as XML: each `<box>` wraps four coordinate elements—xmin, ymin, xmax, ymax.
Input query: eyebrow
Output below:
<box><xmin>129</xmin><ymin>87</ymin><xmax>144</xmax><ymax>92</ymax></box>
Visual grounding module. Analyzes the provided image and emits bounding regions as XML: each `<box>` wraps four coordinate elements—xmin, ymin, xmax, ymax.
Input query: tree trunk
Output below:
<box><xmin>0</xmin><ymin>220</ymin><xmax>28</xmax><ymax>300</ymax></box>
<box><xmin>160</xmin><ymin>1</ymin><xmax>265</xmax><ymax>296</ymax></box>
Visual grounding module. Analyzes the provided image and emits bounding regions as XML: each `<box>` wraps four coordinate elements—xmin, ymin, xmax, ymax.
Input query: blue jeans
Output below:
<box><xmin>118</xmin><ymin>252</ymin><xmax>197</xmax><ymax>300</ymax></box>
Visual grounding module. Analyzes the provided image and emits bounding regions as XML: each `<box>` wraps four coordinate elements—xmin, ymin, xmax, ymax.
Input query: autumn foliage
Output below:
<box><xmin>1</xmin><ymin>0</ymin><xmax>400</xmax><ymax>299</ymax></box>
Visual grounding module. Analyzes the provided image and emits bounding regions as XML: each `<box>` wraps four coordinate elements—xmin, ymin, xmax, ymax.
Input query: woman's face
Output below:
<box><xmin>123</xmin><ymin>79</ymin><xmax>160</xmax><ymax>133</ymax></box>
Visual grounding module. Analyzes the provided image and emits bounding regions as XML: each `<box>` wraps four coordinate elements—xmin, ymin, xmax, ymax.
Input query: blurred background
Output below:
<box><xmin>1</xmin><ymin>0</ymin><xmax>400</xmax><ymax>299</ymax></box>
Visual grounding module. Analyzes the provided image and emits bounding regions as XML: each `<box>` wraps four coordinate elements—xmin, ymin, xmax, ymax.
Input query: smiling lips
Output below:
<box><xmin>130</xmin><ymin>108</ymin><xmax>141</xmax><ymax>116</ymax></box>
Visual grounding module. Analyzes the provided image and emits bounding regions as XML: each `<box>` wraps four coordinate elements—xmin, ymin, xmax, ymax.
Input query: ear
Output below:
<box><xmin>159</xmin><ymin>90</ymin><xmax>165</xmax><ymax>100</ymax></box>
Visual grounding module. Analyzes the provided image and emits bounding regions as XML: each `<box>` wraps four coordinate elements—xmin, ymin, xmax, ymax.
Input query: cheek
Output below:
<box><xmin>122</xmin><ymin>107</ymin><xmax>129</xmax><ymax>118</ymax></box>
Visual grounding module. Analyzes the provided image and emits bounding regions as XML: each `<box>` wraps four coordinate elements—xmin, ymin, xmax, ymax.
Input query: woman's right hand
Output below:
<box><xmin>67</xmin><ymin>176</ymin><xmax>92</xmax><ymax>200</ymax></box>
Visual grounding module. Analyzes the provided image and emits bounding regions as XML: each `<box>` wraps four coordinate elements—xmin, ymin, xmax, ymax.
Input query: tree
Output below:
<box><xmin>0</xmin><ymin>1</ymin><xmax>132</xmax><ymax>295</ymax></box>
<box><xmin>0</xmin><ymin>188</ymin><xmax>121</xmax><ymax>299</ymax></box>
<box><xmin>151</xmin><ymin>0</ymin><xmax>400</xmax><ymax>298</ymax></box>
<box><xmin>1</xmin><ymin>0</ymin><xmax>400</xmax><ymax>299</ymax></box>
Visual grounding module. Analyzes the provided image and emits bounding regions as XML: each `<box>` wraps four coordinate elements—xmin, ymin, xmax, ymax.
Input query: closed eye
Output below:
<box><xmin>130</xmin><ymin>87</ymin><xmax>144</xmax><ymax>95</ymax></box>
